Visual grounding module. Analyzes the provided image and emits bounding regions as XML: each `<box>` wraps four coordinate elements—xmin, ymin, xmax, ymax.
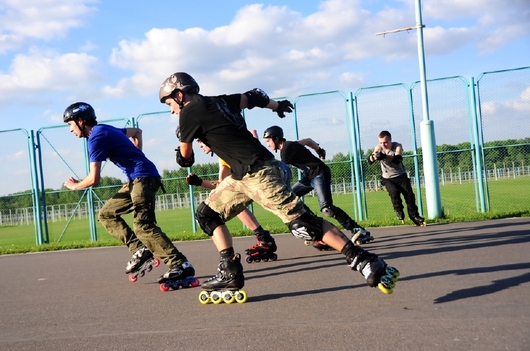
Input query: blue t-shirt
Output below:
<box><xmin>88</xmin><ymin>124</ymin><xmax>160</xmax><ymax>180</ymax></box>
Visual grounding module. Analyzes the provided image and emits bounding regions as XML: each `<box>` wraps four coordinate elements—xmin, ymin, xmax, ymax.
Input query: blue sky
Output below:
<box><xmin>0</xmin><ymin>0</ymin><xmax>529</xmax><ymax>194</ymax></box>
<box><xmin>0</xmin><ymin>0</ymin><xmax>528</xmax><ymax>131</ymax></box>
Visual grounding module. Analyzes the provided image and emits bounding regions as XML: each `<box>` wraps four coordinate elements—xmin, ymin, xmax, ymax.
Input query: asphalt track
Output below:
<box><xmin>1</xmin><ymin>217</ymin><xmax>529</xmax><ymax>351</ymax></box>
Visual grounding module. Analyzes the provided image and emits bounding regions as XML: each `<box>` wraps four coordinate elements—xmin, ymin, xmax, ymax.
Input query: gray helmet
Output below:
<box><xmin>159</xmin><ymin>72</ymin><xmax>200</xmax><ymax>103</ymax></box>
<box><xmin>263</xmin><ymin>125</ymin><xmax>284</xmax><ymax>139</ymax></box>
<box><xmin>63</xmin><ymin>102</ymin><xmax>96</xmax><ymax>123</ymax></box>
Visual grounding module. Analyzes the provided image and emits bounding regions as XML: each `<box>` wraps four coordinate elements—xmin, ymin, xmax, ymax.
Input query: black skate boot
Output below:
<box><xmin>351</xmin><ymin>227</ymin><xmax>374</xmax><ymax>246</ymax></box>
<box><xmin>342</xmin><ymin>241</ymin><xmax>400</xmax><ymax>294</ymax></box>
<box><xmin>245</xmin><ymin>231</ymin><xmax>278</xmax><ymax>263</ymax></box>
<box><xmin>411</xmin><ymin>215</ymin><xmax>426</xmax><ymax>227</ymax></box>
<box><xmin>125</xmin><ymin>247</ymin><xmax>160</xmax><ymax>282</ymax></box>
<box><xmin>199</xmin><ymin>254</ymin><xmax>247</xmax><ymax>304</ymax></box>
<box><xmin>158</xmin><ymin>261</ymin><xmax>200</xmax><ymax>292</ymax></box>
<box><xmin>396</xmin><ymin>211</ymin><xmax>405</xmax><ymax>224</ymax></box>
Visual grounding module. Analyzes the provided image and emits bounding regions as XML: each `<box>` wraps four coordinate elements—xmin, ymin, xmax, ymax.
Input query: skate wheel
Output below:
<box><xmin>378</xmin><ymin>282</ymin><xmax>393</xmax><ymax>295</ymax></box>
<box><xmin>146</xmin><ymin>265</ymin><xmax>153</xmax><ymax>273</ymax></box>
<box><xmin>304</xmin><ymin>240</ymin><xmax>311</xmax><ymax>246</ymax></box>
<box><xmin>234</xmin><ymin>290</ymin><xmax>248</xmax><ymax>304</ymax></box>
<box><xmin>222</xmin><ymin>291</ymin><xmax>235</xmax><ymax>304</ymax></box>
<box><xmin>211</xmin><ymin>291</ymin><xmax>223</xmax><ymax>304</ymax></box>
<box><xmin>262</xmin><ymin>257</ymin><xmax>269</xmax><ymax>262</ymax></box>
<box><xmin>139</xmin><ymin>271</ymin><xmax>145</xmax><ymax>278</ymax></box>
<box><xmin>386</xmin><ymin>266</ymin><xmax>400</xmax><ymax>280</ymax></box>
<box><xmin>254</xmin><ymin>257</ymin><xmax>261</xmax><ymax>263</ymax></box>
<box><xmin>198</xmin><ymin>291</ymin><xmax>210</xmax><ymax>305</ymax></box>
<box><xmin>152</xmin><ymin>258</ymin><xmax>161</xmax><ymax>267</ymax></box>
<box><xmin>160</xmin><ymin>283</ymin><xmax>170</xmax><ymax>292</ymax></box>
<box><xmin>190</xmin><ymin>278</ymin><xmax>201</xmax><ymax>287</ymax></box>
<box><xmin>128</xmin><ymin>274</ymin><xmax>138</xmax><ymax>283</ymax></box>
<box><xmin>272</xmin><ymin>253</ymin><xmax>278</xmax><ymax>261</ymax></box>
<box><xmin>245</xmin><ymin>256</ymin><xmax>253</xmax><ymax>264</ymax></box>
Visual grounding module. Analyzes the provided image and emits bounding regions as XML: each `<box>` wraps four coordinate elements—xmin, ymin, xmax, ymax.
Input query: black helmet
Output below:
<box><xmin>63</xmin><ymin>102</ymin><xmax>96</xmax><ymax>123</ymax></box>
<box><xmin>263</xmin><ymin>125</ymin><xmax>284</xmax><ymax>139</ymax></box>
<box><xmin>159</xmin><ymin>72</ymin><xmax>200</xmax><ymax>103</ymax></box>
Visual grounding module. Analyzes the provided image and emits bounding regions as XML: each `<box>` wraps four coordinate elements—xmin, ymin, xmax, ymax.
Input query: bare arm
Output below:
<box><xmin>126</xmin><ymin>128</ymin><xmax>143</xmax><ymax>150</ymax></box>
<box><xmin>64</xmin><ymin>161</ymin><xmax>102</xmax><ymax>190</ymax></box>
<box><xmin>179</xmin><ymin>141</ymin><xmax>194</xmax><ymax>159</ymax></box>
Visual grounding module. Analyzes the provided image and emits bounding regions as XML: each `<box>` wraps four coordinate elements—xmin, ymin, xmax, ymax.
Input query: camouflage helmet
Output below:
<box><xmin>159</xmin><ymin>72</ymin><xmax>200</xmax><ymax>103</ymax></box>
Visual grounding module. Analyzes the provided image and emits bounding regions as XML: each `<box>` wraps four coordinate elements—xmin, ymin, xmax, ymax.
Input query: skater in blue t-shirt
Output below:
<box><xmin>62</xmin><ymin>102</ymin><xmax>198</xmax><ymax>289</ymax></box>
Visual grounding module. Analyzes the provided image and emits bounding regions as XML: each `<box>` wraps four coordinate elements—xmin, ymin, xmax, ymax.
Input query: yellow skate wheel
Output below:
<box><xmin>222</xmin><ymin>291</ymin><xmax>235</xmax><ymax>304</ymax></box>
<box><xmin>211</xmin><ymin>291</ymin><xmax>223</xmax><ymax>304</ymax></box>
<box><xmin>198</xmin><ymin>291</ymin><xmax>210</xmax><ymax>305</ymax></box>
<box><xmin>304</xmin><ymin>240</ymin><xmax>311</xmax><ymax>246</ymax></box>
<box><xmin>234</xmin><ymin>290</ymin><xmax>248</xmax><ymax>304</ymax></box>
<box><xmin>378</xmin><ymin>282</ymin><xmax>393</xmax><ymax>295</ymax></box>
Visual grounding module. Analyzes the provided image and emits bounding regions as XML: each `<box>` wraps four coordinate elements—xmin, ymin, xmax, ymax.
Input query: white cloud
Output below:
<box><xmin>0</xmin><ymin>49</ymin><xmax>102</xmax><ymax>106</ymax></box>
<box><xmin>0</xmin><ymin>0</ymin><xmax>98</xmax><ymax>53</ymax></box>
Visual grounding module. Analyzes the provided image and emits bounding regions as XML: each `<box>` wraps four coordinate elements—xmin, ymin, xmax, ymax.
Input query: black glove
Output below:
<box><xmin>316</xmin><ymin>147</ymin><xmax>326</xmax><ymax>160</ymax></box>
<box><xmin>274</xmin><ymin>100</ymin><xmax>294</xmax><ymax>118</ymax></box>
<box><xmin>175</xmin><ymin>147</ymin><xmax>195</xmax><ymax>167</ymax></box>
<box><xmin>367</xmin><ymin>155</ymin><xmax>375</xmax><ymax>164</ymax></box>
<box><xmin>375</xmin><ymin>152</ymin><xmax>386</xmax><ymax>161</ymax></box>
<box><xmin>186</xmin><ymin>173</ymin><xmax>203</xmax><ymax>186</ymax></box>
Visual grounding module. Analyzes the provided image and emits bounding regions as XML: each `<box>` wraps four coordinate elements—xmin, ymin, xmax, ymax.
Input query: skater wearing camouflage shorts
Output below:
<box><xmin>368</xmin><ymin>130</ymin><xmax>425</xmax><ymax>226</ymax></box>
<box><xmin>62</xmin><ymin>102</ymin><xmax>198</xmax><ymax>291</ymax></box>
<box><xmin>263</xmin><ymin>126</ymin><xmax>374</xmax><ymax>249</ymax></box>
<box><xmin>159</xmin><ymin>72</ymin><xmax>400</xmax><ymax>304</ymax></box>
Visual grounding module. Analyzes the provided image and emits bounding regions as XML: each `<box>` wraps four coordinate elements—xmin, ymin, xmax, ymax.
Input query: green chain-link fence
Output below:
<box><xmin>1</xmin><ymin>66</ymin><xmax>528</xmax><ymax>248</ymax></box>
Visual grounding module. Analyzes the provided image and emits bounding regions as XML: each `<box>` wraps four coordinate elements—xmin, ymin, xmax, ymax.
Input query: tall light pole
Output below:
<box><xmin>376</xmin><ymin>0</ymin><xmax>442</xmax><ymax>219</ymax></box>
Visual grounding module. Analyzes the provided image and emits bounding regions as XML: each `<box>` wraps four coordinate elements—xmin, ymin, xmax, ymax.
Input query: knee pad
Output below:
<box><xmin>287</xmin><ymin>213</ymin><xmax>324</xmax><ymax>241</ymax></box>
<box><xmin>195</xmin><ymin>202</ymin><xmax>224</xmax><ymax>236</ymax></box>
<box><xmin>321</xmin><ymin>206</ymin><xmax>335</xmax><ymax>218</ymax></box>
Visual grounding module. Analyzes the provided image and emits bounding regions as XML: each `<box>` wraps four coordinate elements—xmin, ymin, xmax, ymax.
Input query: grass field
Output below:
<box><xmin>1</xmin><ymin>177</ymin><xmax>528</xmax><ymax>254</ymax></box>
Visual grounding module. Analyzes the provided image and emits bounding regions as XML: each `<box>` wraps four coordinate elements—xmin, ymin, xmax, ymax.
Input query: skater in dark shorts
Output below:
<box><xmin>367</xmin><ymin>130</ymin><xmax>425</xmax><ymax>226</ymax></box>
<box><xmin>159</xmin><ymin>72</ymin><xmax>401</xmax><ymax>295</ymax></box>
<box><xmin>62</xmin><ymin>102</ymin><xmax>195</xmax><ymax>284</ymax></box>
<box><xmin>262</xmin><ymin>125</ymin><xmax>374</xmax><ymax>248</ymax></box>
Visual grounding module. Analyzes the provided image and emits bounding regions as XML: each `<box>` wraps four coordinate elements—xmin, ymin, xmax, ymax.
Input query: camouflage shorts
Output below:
<box><xmin>205</xmin><ymin>159</ymin><xmax>306</xmax><ymax>223</ymax></box>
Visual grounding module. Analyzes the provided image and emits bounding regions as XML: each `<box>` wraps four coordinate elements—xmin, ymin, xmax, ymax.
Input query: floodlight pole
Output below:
<box><xmin>376</xmin><ymin>0</ymin><xmax>442</xmax><ymax>219</ymax></box>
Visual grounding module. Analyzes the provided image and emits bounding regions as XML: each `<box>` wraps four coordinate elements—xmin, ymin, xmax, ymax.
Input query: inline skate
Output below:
<box><xmin>411</xmin><ymin>215</ymin><xmax>426</xmax><ymax>227</ymax></box>
<box><xmin>199</xmin><ymin>253</ymin><xmax>248</xmax><ymax>304</ymax></box>
<box><xmin>396</xmin><ymin>210</ymin><xmax>405</xmax><ymax>224</ymax></box>
<box><xmin>245</xmin><ymin>234</ymin><xmax>278</xmax><ymax>263</ymax></box>
<box><xmin>125</xmin><ymin>247</ymin><xmax>160</xmax><ymax>283</ymax></box>
<box><xmin>343</xmin><ymin>241</ymin><xmax>400</xmax><ymax>294</ymax></box>
<box><xmin>158</xmin><ymin>261</ymin><xmax>200</xmax><ymax>292</ymax></box>
<box><xmin>351</xmin><ymin>227</ymin><xmax>374</xmax><ymax>246</ymax></box>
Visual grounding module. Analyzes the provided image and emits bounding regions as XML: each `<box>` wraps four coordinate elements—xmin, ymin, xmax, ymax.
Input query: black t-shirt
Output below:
<box><xmin>179</xmin><ymin>93</ymin><xmax>273</xmax><ymax>180</ymax></box>
<box><xmin>280</xmin><ymin>141</ymin><xmax>328</xmax><ymax>180</ymax></box>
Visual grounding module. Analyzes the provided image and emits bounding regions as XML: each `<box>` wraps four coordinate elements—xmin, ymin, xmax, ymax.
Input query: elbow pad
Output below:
<box><xmin>392</xmin><ymin>155</ymin><xmax>403</xmax><ymax>164</ymax></box>
<box><xmin>175</xmin><ymin>147</ymin><xmax>195</xmax><ymax>168</ymax></box>
<box><xmin>244</xmin><ymin>88</ymin><xmax>270</xmax><ymax>109</ymax></box>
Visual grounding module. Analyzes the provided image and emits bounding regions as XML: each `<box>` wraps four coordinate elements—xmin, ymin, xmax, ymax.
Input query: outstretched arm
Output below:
<box><xmin>240</xmin><ymin>89</ymin><xmax>293</xmax><ymax>118</ymax></box>
<box><xmin>298</xmin><ymin>137</ymin><xmax>326</xmax><ymax>160</ymax></box>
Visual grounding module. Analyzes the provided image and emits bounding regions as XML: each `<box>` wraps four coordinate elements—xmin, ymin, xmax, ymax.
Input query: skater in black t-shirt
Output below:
<box><xmin>263</xmin><ymin>126</ymin><xmax>374</xmax><ymax>248</ymax></box>
<box><xmin>159</xmin><ymin>72</ymin><xmax>400</xmax><ymax>300</ymax></box>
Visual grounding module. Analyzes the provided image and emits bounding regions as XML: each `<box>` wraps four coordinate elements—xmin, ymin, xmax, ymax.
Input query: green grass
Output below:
<box><xmin>1</xmin><ymin>177</ymin><xmax>528</xmax><ymax>255</ymax></box>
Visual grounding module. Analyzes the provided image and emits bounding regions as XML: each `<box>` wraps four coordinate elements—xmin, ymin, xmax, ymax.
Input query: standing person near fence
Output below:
<box><xmin>62</xmin><ymin>102</ymin><xmax>198</xmax><ymax>288</ymax></box>
<box><xmin>262</xmin><ymin>125</ymin><xmax>374</xmax><ymax>248</ymax></box>
<box><xmin>367</xmin><ymin>130</ymin><xmax>425</xmax><ymax>226</ymax></box>
<box><xmin>184</xmin><ymin>130</ymin><xmax>288</xmax><ymax>263</ymax></box>
<box><xmin>159</xmin><ymin>72</ymin><xmax>400</xmax><ymax>303</ymax></box>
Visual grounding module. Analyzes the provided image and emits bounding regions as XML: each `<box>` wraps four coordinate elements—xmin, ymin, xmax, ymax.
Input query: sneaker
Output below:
<box><xmin>125</xmin><ymin>247</ymin><xmax>153</xmax><ymax>274</ymax></box>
